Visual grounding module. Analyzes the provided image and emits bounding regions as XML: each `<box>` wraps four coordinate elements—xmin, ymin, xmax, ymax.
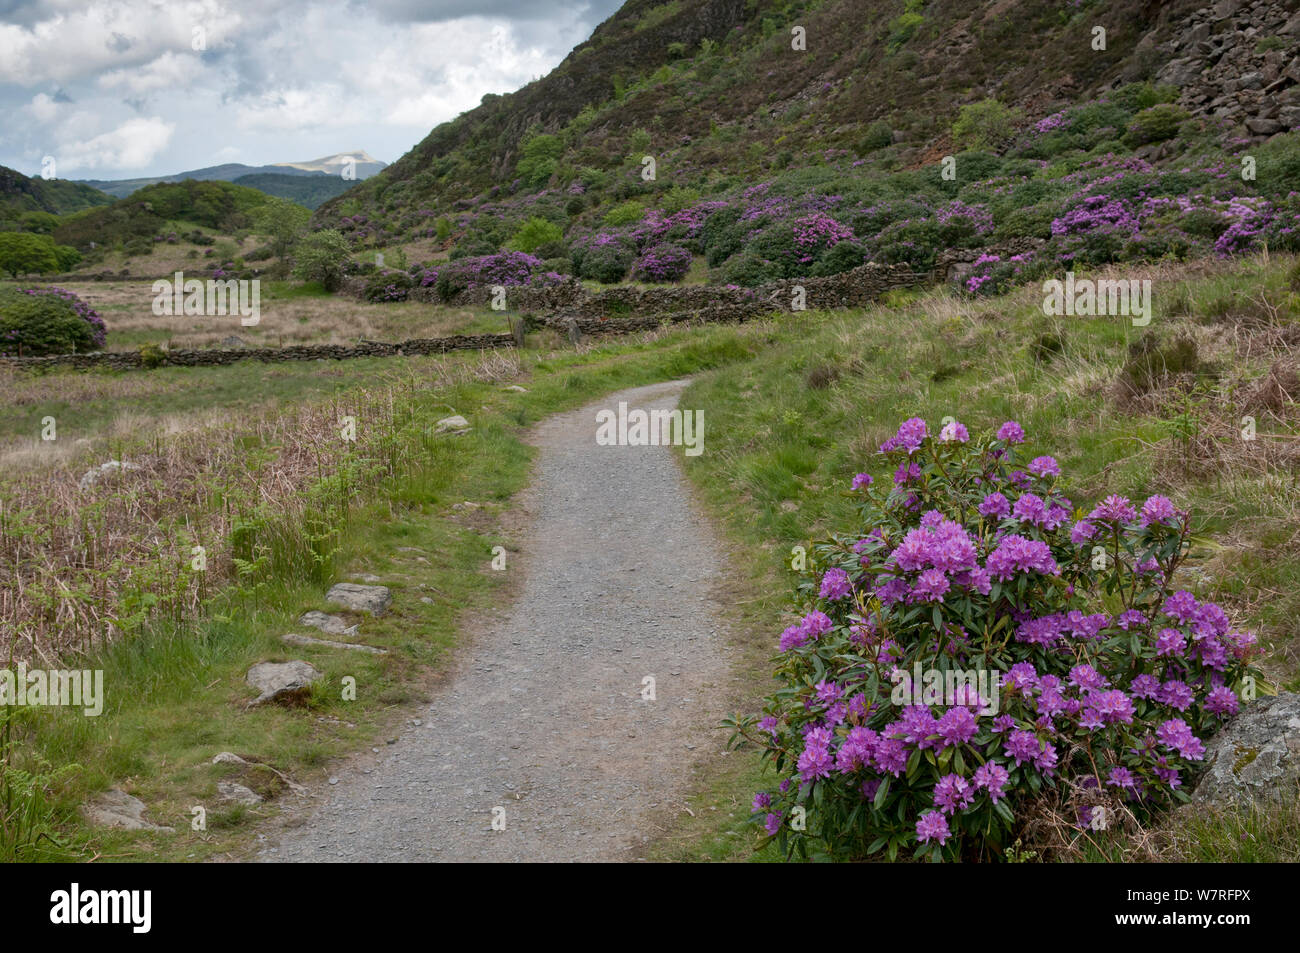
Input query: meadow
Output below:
<box><xmin>2</xmin><ymin>250</ymin><xmax>1298</xmax><ymax>862</ymax></box>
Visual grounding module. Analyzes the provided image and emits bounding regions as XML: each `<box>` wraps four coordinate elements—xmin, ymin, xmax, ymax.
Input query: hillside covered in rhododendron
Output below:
<box><xmin>309</xmin><ymin>0</ymin><xmax>1300</xmax><ymax>295</ymax></box>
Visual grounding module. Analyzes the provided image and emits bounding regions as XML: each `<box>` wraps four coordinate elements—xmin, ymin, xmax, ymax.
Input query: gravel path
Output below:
<box><xmin>262</xmin><ymin>380</ymin><xmax>730</xmax><ymax>862</ymax></box>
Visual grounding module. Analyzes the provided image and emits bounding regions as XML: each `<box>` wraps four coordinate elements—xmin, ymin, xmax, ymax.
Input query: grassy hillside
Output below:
<box><xmin>231</xmin><ymin>172</ymin><xmax>356</xmax><ymax>210</ymax></box>
<box><xmin>304</xmin><ymin>0</ymin><xmax>1298</xmax><ymax>297</ymax></box>
<box><xmin>0</xmin><ymin>165</ymin><xmax>114</xmax><ymax>229</ymax></box>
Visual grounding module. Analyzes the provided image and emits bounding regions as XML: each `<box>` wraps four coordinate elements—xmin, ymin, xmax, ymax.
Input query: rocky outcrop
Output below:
<box><xmin>1192</xmin><ymin>692</ymin><xmax>1300</xmax><ymax>806</ymax></box>
<box><xmin>1153</xmin><ymin>1</ymin><xmax>1300</xmax><ymax>139</ymax></box>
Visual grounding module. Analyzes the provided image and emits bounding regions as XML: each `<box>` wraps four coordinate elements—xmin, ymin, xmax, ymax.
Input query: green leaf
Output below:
<box><xmin>873</xmin><ymin>776</ymin><xmax>891</xmax><ymax>809</ymax></box>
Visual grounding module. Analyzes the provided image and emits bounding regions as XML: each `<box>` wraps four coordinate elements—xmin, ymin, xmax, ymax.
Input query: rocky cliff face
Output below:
<box><xmin>1155</xmin><ymin>1</ymin><xmax>1300</xmax><ymax>138</ymax></box>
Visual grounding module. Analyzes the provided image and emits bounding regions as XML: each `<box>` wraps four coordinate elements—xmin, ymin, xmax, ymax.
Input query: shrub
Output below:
<box><xmin>1122</xmin><ymin>105</ymin><xmax>1189</xmax><ymax>148</ymax></box>
<box><xmin>423</xmin><ymin>250</ymin><xmax>560</xmax><ymax>302</ymax></box>
<box><xmin>810</xmin><ymin>240</ymin><xmax>868</xmax><ymax>276</ymax></box>
<box><xmin>0</xmin><ymin>232</ymin><xmax>61</xmax><ymax>277</ymax></box>
<box><xmin>508</xmin><ymin>216</ymin><xmax>564</xmax><ymax>254</ymax></box>
<box><xmin>292</xmin><ymin>229</ymin><xmax>352</xmax><ymax>291</ymax></box>
<box><xmin>138</xmin><ymin>342</ymin><xmax>166</xmax><ymax>368</ymax></box>
<box><xmin>577</xmin><ymin>238</ymin><xmax>634</xmax><ymax>283</ymax></box>
<box><xmin>631</xmin><ymin>243</ymin><xmax>692</xmax><ymax>282</ymax></box>
<box><xmin>604</xmin><ymin>200</ymin><xmax>647</xmax><ymax>226</ymax></box>
<box><xmin>0</xmin><ymin>286</ymin><xmax>106</xmax><ymax>355</ymax></box>
<box><xmin>516</xmin><ymin>132</ymin><xmax>563</xmax><ymax>189</ymax></box>
<box><xmin>952</xmin><ymin>99</ymin><xmax>1024</xmax><ymax>152</ymax></box>
<box><xmin>859</xmin><ymin>120</ymin><xmax>894</xmax><ymax>153</ymax></box>
<box><xmin>362</xmin><ymin>270</ymin><xmax>414</xmax><ymax>302</ymax></box>
<box><xmin>732</xmin><ymin>417</ymin><xmax>1257</xmax><ymax>861</ymax></box>
<box><xmin>716</xmin><ymin>251</ymin><xmax>783</xmax><ymax>286</ymax></box>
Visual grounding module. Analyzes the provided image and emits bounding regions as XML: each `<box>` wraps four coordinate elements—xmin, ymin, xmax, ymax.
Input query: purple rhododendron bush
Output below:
<box><xmin>731</xmin><ymin>417</ymin><xmax>1261</xmax><ymax>862</ymax></box>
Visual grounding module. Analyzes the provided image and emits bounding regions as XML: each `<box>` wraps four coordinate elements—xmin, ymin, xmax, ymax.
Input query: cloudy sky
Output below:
<box><xmin>0</xmin><ymin>0</ymin><xmax>624</xmax><ymax>180</ymax></box>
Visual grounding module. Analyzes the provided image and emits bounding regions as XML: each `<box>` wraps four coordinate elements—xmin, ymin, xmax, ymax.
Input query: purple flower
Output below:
<box><xmin>1070</xmin><ymin>520</ymin><xmax>1097</xmax><ymax>544</ymax></box>
<box><xmin>916</xmin><ymin>810</ymin><xmax>951</xmax><ymax>845</ymax></box>
<box><xmin>1162</xmin><ymin>590</ymin><xmax>1199</xmax><ymax>624</ymax></box>
<box><xmin>1139</xmin><ymin>494</ymin><xmax>1179</xmax><ymax>526</ymax></box>
<box><xmin>973</xmin><ymin>762</ymin><xmax>1010</xmax><ymax>802</ymax></box>
<box><xmin>1156</xmin><ymin>718</ymin><xmax>1205</xmax><ymax>760</ymax></box>
<box><xmin>1203</xmin><ymin>685</ymin><xmax>1240</xmax><ymax>716</ymax></box>
<box><xmin>764</xmin><ymin>812</ymin><xmax>782</xmax><ymax>835</ymax></box>
<box><xmin>911</xmin><ymin>567</ymin><xmax>950</xmax><ymax>603</ymax></box>
<box><xmin>996</xmin><ymin>421</ymin><xmax>1026</xmax><ymax>443</ymax></box>
<box><xmin>751</xmin><ymin>792</ymin><xmax>771</xmax><ymax>812</ymax></box>
<box><xmin>815</xmin><ymin>680</ymin><xmax>843</xmax><ymax>705</ymax></box>
<box><xmin>1155</xmin><ymin>628</ymin><xmax>1185</xmax><ymax>657</ymax></box>
<box><xmin>938</xmin><ymin>420</ymin><xmax>970</xmax><ymax>443</ymax></box>
<box><xmin>885</xmin><ymin>417</ymin><xmax>928</xmax><ymax>454</ymax></box>
<box><xmin>1004</xmin><ymin>729</ymin><xmax>1041</xmax><ymax>765</ymax></box>
<box><xmin>986</xmin><ymin>535</ymin><xmax>1060</xmax><ymax>580</ymax></box>
<box><xmin>979</xmin><ymin>492</ymin><xmax>1010</xmax><ymax>519</ymax></box>
<box><xmin>1089</xmin><ymin>494</ymin><xmax>1137</xmax><ymax>524</ymax></box>
<box><xmin>819</xmin><ymin>567</ymin><xmax>852</xmax><ymax>600</ymax></box>
<box><xmin>933</xmin><ymin>774</ymin><xmax>974</xmax><ymax>814</ymax></box>
<box><xmin>1028</xmin><ymin>456</ymin><xmax>1060</xmax><ymax>478</ymax></box>
<box><xmin>851</xmin><ymin>472</ymin><xmax>874</xmax><ymax>490</ymax></box>
<box><xmin>802</xmin><ymin>610</ymin><xmax>833</xmax><ymax>638</ymax></box>
<box><xmin>1107</xmin><ymin>765</ymin><xmax>1138</xmax><ymax>791</ymax></box>
<box><xmin>935</xmin><ymin>706</ymin><xmax>978</xmax><ymax>747</ymax></box>
<box><xmin>1159</xmin><ymin>680</ymin><xmax>1195</xmax><ymax>711</ymax></box>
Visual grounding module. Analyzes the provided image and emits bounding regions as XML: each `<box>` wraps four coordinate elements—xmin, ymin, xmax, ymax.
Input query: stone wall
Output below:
<box><xmin>6</xmin><ymin>263</ymin><xmax>929</xmax><ymax>373</ymax></box>
<box><xmin>0</xmin><ymin>334</ymin><xmax>516</xmax><ymax>372</ymax></box>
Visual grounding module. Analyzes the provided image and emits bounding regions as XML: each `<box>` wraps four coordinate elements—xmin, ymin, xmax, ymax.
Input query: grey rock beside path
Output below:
<box><xmin>246</xmin><ymin>660</ymin><xmax>323</xmax><ymax>706</ymax></box>
<box><xmin>282</xmin><ymin>632</ymin><xmax>388</xmax><ymax>654</ymax></box>
<box><xmin>325</xmin><ymin>583</ymin><xmax>391</xmax><ymax>616</ymax></box>
<box><xmin>299</xmin><ymin>611</ymin><xmax>359</xmax><ymax>637</ymax></box>
<box><xmin>1192</xmin><ymin>692</ymin><xmax>1300</xmax><ymax>806</ymax></box>
<box><xmin>83</xmin><ymin>789</ymin><xmax>174</xmax><ymax>832</ymax></box>
<box><xmin>263</xmin><ymin>379</ymin><xmax>731</xmax><ymax>863</ymax></box>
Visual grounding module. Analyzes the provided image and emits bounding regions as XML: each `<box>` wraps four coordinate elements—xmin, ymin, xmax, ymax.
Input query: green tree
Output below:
<box><xmin>52</xmin><ymin>244</ymin><xmax>81</xmax><ymax>271</ymax></box>
<box><xmin>0</xmin><ymin>232</ymin><xmax>60</xmax><ymax>278</ymax></box>
<box><xmin>507</xmin><ymin>216</ymin><xmax>564</xmax><ymax>253</ymax></box>
<box><xmin>516</xmin><ymin>132</ymin><xmax>563</xmax><ymax>189</ymax></box>
<box><xmin>254</xmin><ymin>197</ymin><xmax>312</xmax><ymax>259</ymax></box>
<box><xmin>292</xmin><ymin>229</ymin><xmax>352</xmax><ymax>291</ymax></box>
<box><xmin>952</xmin><ymin>98</ymin><xmax>1024</xmax><ymax>152</ymax></box>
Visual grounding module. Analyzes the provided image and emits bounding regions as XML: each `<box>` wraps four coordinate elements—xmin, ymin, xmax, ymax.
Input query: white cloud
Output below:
<box><xmin>99</xmin><ymin>50</ymin><xmax>201</xmax><ymax>95</ymax></box>
<box><xmin>0</xmin><ymin>0</ymin><xmax>618</xmax><ymax>177</ymax></box>
<box><xmin>56</xmin><ymin>116</ymin><xmax>175</xmax><ymax>171</ymax></box>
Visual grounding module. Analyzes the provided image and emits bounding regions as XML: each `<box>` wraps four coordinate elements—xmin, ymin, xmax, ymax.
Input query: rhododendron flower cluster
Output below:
<box><xmin>731</xmin><ymin>418</ymin><xmax>1258</xmax><ymax>862</ymax></box>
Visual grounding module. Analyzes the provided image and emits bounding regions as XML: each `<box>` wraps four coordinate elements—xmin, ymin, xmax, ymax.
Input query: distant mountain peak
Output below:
<box><xmin>272</xmin><ymin>151</ymin><xmax>386</xmax><ymax>175</ymax></box>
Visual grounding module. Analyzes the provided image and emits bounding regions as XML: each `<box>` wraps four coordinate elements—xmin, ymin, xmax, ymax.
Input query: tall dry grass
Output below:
<box><xmin>0</xmin><ymin>348</ymin><xmax>521</xmax><ymax>662</ymax></box>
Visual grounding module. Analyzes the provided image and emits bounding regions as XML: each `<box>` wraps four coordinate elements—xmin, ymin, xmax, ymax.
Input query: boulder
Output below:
<box><xmin>217</xmin><ymin>781</ymin><xmax>263</xmax><ymax>806</ymax></box>
<box><xmin>78</xmin><ymin>460</ymin><xmax>142</xmax><ymax>490</ymax></box>
<box><xmin>282</xmin><ymin>632</ymin><xmax>387</xmax><ymax>654</ymax></box>
<box><xmin>325</xmin><ymin>583</ymin><xmax>391</xmax><ymax>616</ymax></box>
<box><xmin>82</xmin><ymin>788</ymin><xmax>174</xmax><ymax>832</ymax></box>
<box><xmin>434</xmin><ymin>414</ymin><xmax>471</xmax><ymax>434</ymax></box>
<box><xmin>245</xmin><ymin>660</ymin><xmax>323</xmax><ymax>706</ymax></box>
<box><xmin>212</xmin><ymin>751</ymin><xmax>247</xmax><ymax>765</ymax></box>
<box><xmin>1192</xmin><ymin>693</ymin><xmax>1300</xmax><ymax>807</ymax></box>
<box><xmin>298</xmin><ymin>611</ymin><xmax>359</xmax><ymax>637</ymax></box>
